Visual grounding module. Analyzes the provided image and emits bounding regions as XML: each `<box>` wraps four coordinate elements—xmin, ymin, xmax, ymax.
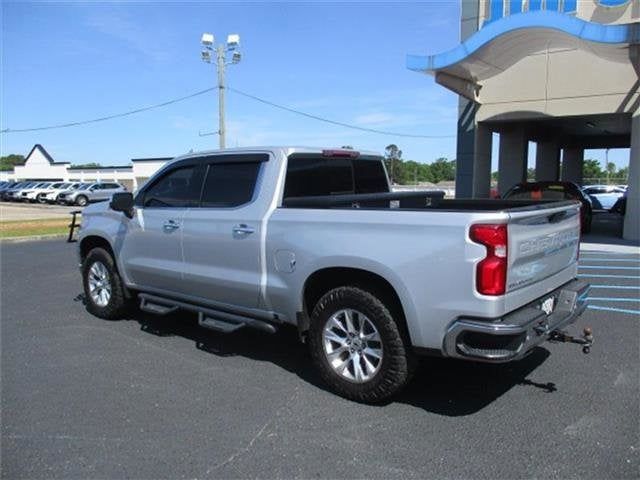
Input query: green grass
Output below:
<box><xmin>0</xmin><ymin>218</ymin><xmax>75</xmax><ymax>238</ymax></box>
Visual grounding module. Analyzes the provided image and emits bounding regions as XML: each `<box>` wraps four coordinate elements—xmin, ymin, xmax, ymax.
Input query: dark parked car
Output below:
<box><xmin>502</xmin><ymin>181</ymin><xmax>593</xmax><ymax>233</ymax></box>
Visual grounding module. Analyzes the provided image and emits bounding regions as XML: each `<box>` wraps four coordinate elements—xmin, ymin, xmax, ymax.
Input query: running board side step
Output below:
<box><xmin>138</xmin><ymin>293</ymin><xmax>277</xmax><ymax>334</ymax></box>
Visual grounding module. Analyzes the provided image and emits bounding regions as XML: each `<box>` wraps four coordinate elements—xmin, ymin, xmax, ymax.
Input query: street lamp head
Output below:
<box><xmin>201</xmin><ymin>50</ymin><xmax>212</xmax><ymax>63</ymax></box>
<box><xmin>227</xmin><ymin>34</ymin><xmax>240</xmax><ymax>48</ymax></box>
<box><xmin>201</xmin><ymin>33</ymin><xmax>214</xmax><ymax>46</ymax></box>
<box><xmin>232</xmin><ymin>51</ymin><xmax>242</xmax><ymax>64</ymax></box>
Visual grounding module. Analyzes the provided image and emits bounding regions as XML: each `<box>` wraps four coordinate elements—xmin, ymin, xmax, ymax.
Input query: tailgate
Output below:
<box><xmin>507</xmin><ymin>202</ymin><xmax>581</xmax><ymax>292</ymax></box>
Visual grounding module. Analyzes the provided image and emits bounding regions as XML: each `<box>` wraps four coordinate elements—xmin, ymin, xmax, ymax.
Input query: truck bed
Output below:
<box><xmin>282</xmin><ymin>191</ymin><xmax>578</xmax><ymax>212</ymax></box>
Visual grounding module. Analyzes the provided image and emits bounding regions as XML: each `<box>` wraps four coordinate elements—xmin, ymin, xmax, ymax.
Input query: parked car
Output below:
<box><xmin>77</xmin><ymin>147</ymin><xmax>590</xmax><ymax>403</ymax></box>
<box><xmin>0</xmin><ymin>181</ymin><xmax>18</xmax><ymax>198</ymax></box>
<box><xmin>43</xmin><ymin>182</ymin><xmax>82</xmax><ymax>204</ymax></box>
<box><xmin>58</xmin><ymin>182</ymin><xmax>126</xmax><ymax>206</ymax></box>
<box><xmin>502</xmin><ymin>181</ymin><xmax>593</xmax><ymax>233</ymax></box>
<box><xmin>5</xmin><ymin>182</ymin><xmax>39</xmax><ymax>202</ymax></box>
<box><xmin>1</xmin><ymin>181</ymin><xmax>25</xmax><ymax>200</ymax></box>
<box><xmin>581</xmin><ymin>184</ymin><xmax>626</xmax><ymax>211</ymax></box>
<box><xmin>19</xmin><ymin>182</ymin><xmax>54</xmax><ymax>203</ymax></box>
<box><xmin>611</xmin><ymin>190</ymin><xmax>628</xmax><ymax>215</ymax></box>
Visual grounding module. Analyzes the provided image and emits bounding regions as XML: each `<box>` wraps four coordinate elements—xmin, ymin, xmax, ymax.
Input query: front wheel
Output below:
<box><xmin>308</xmin><ymin>286</ymin><xmax>414</xmax><ymax>403</ymax></box>
<box><xmin>76</xmin><ymin>195</ymin><xmax>88</xmax><ymax>207</ymax></box>
<box><xmin>82</xmin><ymin>248</ymin><xmax>130</xmax><ymax>319</ymax></box>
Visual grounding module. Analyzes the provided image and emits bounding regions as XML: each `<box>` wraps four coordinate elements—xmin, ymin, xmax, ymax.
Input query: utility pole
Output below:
<box><xmin>216</xmin><ymin>44</ymin><xmax>226</xmax><ymax>149</ymax></box>
<box><xmin>201</xmin><ymin>33</ymin><xmax>241</xmax><ymax>150</ymax></box>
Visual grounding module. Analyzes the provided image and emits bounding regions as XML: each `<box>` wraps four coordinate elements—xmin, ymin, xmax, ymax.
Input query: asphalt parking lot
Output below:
<box><xmin>1</xmin><ymin>240</ymin><xmax>638</xmax><ymax>479</ymax></box>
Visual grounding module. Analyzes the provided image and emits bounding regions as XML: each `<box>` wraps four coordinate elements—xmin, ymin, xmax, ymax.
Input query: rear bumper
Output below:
<box><xmin>443</xmin><ymin>279</ymin><xmax>589</xmax><ymax>363</ymax></box>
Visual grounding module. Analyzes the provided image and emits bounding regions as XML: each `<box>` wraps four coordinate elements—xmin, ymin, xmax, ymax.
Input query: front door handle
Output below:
<box><xmin>233</xmin><ymin>224</ymin><xmax>255</xmax><ymax>235</ymax></box>
<box><xmin>163</xmin><ymin>219</ymin><xmax>180</xmax><ymax>231</ymax></box>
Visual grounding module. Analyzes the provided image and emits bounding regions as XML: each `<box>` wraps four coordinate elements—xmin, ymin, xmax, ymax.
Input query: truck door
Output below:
<box><xmin>180</xmin><ymin>155</ymin><xmax>268</xmax><ymax>309</ymax></box>
<box><xmin>119</xmin><ymin>162</ymin><xmax>205</xmax><ymax>292</ymax></box>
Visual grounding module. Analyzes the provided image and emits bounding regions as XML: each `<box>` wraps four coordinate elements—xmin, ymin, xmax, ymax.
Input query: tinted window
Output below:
<box><xmin>284</xmin><ymin>157</ymin><xmax>389</xmax><ymax>198</ymax></box>
<box><xmin>143</xmin><ymin>165</ymin><xmax>203</xmax><ymax>208</ymax></box>
<box><xmin>199</xmin><ymin>162</ymin><xmax>261</xmax><ymax>208</ymax></box>
<box><xmin>353</xmin><ymin>160</ymin><xmax>389</xmax><ymax>194</ymax></box>
<box><xmin>284</xmin><ymin>158</ymin><xmax>353</xmax><ymax>198</ymax></box>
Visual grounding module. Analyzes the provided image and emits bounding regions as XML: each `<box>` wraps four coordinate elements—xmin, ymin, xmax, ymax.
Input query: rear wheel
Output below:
<box><xmin>82</xmin><ymin>248</ymin><xmax>130</xmax><ymax>319</ymax></box>
<box><xmin>308</xmin><ymin>286</ymin><xmax>414</xmax><ymax>403</ymax></box>
<box><xmin>76</xmin><ymin>195</ymin><xmax>88</xmax><ymax>207</ymax></box>
<box><xmin>37</xmin><ymin>194</ymin><xmax>46</xmax><ymax>203</ymax></box>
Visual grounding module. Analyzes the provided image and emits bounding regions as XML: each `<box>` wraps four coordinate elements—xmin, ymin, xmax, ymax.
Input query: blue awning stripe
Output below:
<box><xmin>407</xmin><ymin>11</ymin><xmax>638</xmax><ymax>73</ymax></box>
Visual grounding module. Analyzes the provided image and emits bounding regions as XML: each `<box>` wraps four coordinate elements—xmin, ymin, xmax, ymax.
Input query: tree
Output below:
<box><xmin>430</xmin><ymin>157</ymin><xmax>456</xmax><ymax>183</ymax></box>
<box><xmin>582</xmin><ymin>159</ymin><xmax>603</xmax><ymax>180</ymax></box>
<box><xmin>384</xmin><ymin>144</ymin><xmax>402</xmax><ymax>184</ymax></box>
<box><xmin>0</xmin><ymin>154</ymin><xmax>25</xmax><ymax>171</ymax></box>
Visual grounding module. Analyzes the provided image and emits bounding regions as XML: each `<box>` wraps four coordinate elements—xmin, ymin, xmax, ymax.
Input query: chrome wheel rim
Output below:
<box><xmin>88</xmin><ymin>261</ymin><xmax>111</xmax><ymax>307</ymax></box>
<box><xmin>322</xmin><ymin>308</ymin><xmax>383</xmax><ymax>383</ymax></box>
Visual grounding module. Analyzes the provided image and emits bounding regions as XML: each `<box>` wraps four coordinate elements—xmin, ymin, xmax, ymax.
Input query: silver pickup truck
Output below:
<box><xmin>77</xmin><ymin>147</ymin><xmax>590</xmax><ymax>402</ymax></box>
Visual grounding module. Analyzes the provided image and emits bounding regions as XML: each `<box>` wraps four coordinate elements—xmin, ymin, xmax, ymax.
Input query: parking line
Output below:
<box><xmin>579</xmin><ymin>258</ymin><xmax>640</xmax><ymax>262</ymax></box>
<box><xmin>589</xmin><ymin>285</ymin><xmax>640</xmax><ymax>290</ymax></box>
<box><xmin>578</xmin><ymin>274</ymin><xmax>639</xmax><ymax>279</ymax></box>
<box><xmin>586</xmin><ymin>297</ymin><xmax>639</xmax><ymax>302</ymax></box>
<box><xmin>578</xmin><ymin>266</ymin><xmax>640</xmax><ymax>270</ymax></box>
<box><xmin>587</xmin><ymin>305</ymin><xmax>640</xmax><ymax>315</ymax></box>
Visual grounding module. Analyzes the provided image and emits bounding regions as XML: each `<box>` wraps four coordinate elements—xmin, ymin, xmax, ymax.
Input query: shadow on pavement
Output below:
<box><xmin>128</xmin><ymin>308</ymin><xmax>554</xmax><ymax>417</ymax></box>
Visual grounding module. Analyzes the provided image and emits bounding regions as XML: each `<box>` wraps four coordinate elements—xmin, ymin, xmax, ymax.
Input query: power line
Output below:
<box><xmin>227</xmin><ymin>86</ymin><xmax>455</xmax><ymax>139</ymax></box>
<box><xmin>1</xmin><ymin>85</ymin><xmax>455</xmax><ymax>139</ymax></box>
<box><xmin>0</xmin><ymin>87</ymin><xmax>216</xmax><ymax>133</ymax></box>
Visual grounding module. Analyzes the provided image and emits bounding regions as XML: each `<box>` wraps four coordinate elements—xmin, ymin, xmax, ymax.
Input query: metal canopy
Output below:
<box><xmin>407</xmin><ymin>11</ymin><xmax>639</xmax><ymax>86</ymax></box>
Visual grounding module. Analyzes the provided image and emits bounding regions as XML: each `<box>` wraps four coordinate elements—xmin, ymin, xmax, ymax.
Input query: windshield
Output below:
<box><xmin>77</xmin><ymin>184</ymin><xmax>91</xmax><ymax>190</ymax></box>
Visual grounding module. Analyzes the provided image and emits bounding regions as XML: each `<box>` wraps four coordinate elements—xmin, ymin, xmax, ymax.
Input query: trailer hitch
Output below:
<box><xmin>548</xmin><ymin>327</ymin><xmax>593</xmax><ymax>354</ymax></box>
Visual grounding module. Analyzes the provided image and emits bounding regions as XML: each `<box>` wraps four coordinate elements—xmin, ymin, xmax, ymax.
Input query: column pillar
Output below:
<box><xmin>471</xmin><ymin>122</ymin><xmax>493</xmax><ymax>198</ymax></box>
<box><xmin>623</xmin><ymin>109</ymin><xmax>639</xmax><ymax>241</ymax></box>
<box><xmin>535</xmin><ymin>141</ymin><xmax>560</xmax><ymax>181</ymax></box>
<box><xmin>498</xmin><ymin>127</ymin><xmax>528</xmax><ymax>194</ymax></box>
<box><xmin>453</xmin><ymin>0</ymin><xmax>480</xmax><ymax>199</ymax></box>
<box><xmin>561</xmin><ymin>148</ymin><xmax>584</xmax><ymax>184</ymax></box>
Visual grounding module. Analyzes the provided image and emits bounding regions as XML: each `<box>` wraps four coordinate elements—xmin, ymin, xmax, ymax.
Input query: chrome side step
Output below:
<box><xmin>138</xmin><ymin>293</ymin><xmax>277</xmax><ymax>334</ymax></box>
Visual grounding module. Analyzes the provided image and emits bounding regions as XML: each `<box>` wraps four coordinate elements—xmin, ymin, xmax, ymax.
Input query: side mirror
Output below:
<box><xmin>110</xmin><ymin>192</ymin><xmax>134</xmax><ymax>218</ymax></box>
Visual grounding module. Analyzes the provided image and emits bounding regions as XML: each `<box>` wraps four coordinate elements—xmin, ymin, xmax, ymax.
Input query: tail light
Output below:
<box><xmin>470</xmin><ymin>224</ymin><xmax>508</xmax><ymax>296</ymax></box>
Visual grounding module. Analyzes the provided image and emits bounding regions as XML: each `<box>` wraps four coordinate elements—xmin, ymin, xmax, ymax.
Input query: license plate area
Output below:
<box><xmin>539</xmin><ymin>295</ymin><xmax>556</xmax><ymax>316</ymax></box>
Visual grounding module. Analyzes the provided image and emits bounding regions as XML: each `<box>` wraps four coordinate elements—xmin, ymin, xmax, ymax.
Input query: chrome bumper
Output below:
<box><xmin>443</xmin><ymin>279</ymin><xmax>590</xmax><ymax>363</ymax></box>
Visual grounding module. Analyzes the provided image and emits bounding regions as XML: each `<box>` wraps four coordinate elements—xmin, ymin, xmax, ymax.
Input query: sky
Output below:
<box><xmin>0</xmin><ymin>1</ymin><xmax>630</xmax><ymax>168</ymax></box>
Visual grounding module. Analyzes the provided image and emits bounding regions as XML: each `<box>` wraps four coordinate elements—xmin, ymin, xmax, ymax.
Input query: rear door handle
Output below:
<box><xmin>233</xmin><ymin>224</ymin><xmax>255</xmax><ymax>235</ymax></box>
<box><xmin>163</xmin><ymin>219</ymin><xmax>180</xmax><ymax>231</ymax></box>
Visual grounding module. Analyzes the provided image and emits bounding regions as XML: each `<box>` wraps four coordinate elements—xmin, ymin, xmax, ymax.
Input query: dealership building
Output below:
<box><xmin>0</xmin><ymin>144</ymin><xmax>170</xmax><ymax>192</ymax></box>
<box><xmin>408</xmin><ymin>0</ymin><xmax>639</xmax><ymax>240</ymax></box>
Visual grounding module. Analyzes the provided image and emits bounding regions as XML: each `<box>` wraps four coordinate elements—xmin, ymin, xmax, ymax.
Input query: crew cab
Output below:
<box><xmin>77</xmin><ymin>147</ymin><xmax>590</xmax><ymax>402</ymax></box>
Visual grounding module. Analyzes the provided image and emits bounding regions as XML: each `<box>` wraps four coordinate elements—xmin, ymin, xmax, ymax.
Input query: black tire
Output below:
<box><xmin>76</xmin><ymin>195</ymin><xmax>88</xmax><ymax>207</ymax></box>
<box><xmin>82</xmin><ymin>247</ymin><xmax>130</xmax><ymax>319</ymax></box>
<box><xmin>37</xmin><ymin>194</ymin><xmax>46</xmax><ymax>204</ymax></box>
<box><xmin>308</xmin><ymin>286</ymin><xmax>415</xmax><ymax>403</ymax></box>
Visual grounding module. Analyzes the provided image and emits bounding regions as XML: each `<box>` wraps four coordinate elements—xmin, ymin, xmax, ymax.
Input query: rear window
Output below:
<box><xmin>283</xmin><ymin>156</ymin><xmax>389</xmax><ymax>198</ymax></box>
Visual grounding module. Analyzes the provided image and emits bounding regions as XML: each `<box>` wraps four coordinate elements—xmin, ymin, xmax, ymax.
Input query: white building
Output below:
<box><xmin>0</xmin><ymin>144</ymin><xmax>171</xmax><ymax>191</ymax></box>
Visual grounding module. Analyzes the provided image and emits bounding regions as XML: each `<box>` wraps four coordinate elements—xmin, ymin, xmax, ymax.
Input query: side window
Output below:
<box><xmin>142</xmin><ymin>165</ymin><xmax>203</xmax><ymax>208</ymax></box>
<box><xmin>199</xmin><ymin>162</ymin><xmax>261</xmax><ymax>208</ymax></box>
<box><xmin>284</xmin><ymin>158</ymin><xmax>353</xmax><ymax>198</ymax></box>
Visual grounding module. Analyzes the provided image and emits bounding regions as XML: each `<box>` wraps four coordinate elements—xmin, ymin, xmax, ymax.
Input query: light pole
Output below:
<box><xmin>201</xmin><ymin>33</ymin><xmax>242</xmax><ymax>149</ymax></box>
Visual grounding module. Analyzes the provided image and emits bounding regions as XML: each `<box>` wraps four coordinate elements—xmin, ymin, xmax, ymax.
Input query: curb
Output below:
<box><xmin>0</xmin><ymin>233</ymin><xmax>68</xmax><ymax>243</ymax></box>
